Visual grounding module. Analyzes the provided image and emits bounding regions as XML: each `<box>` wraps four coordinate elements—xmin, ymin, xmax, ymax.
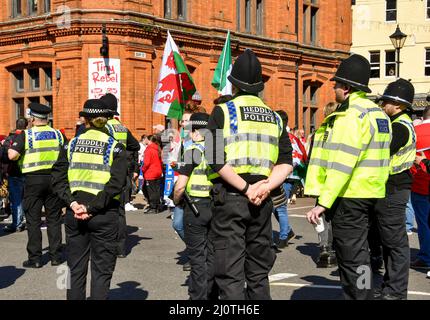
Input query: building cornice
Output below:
<box><xmin>0</xmin><ymin>9</ymin><xmax>350</xmax><ymax>62</ymax></box>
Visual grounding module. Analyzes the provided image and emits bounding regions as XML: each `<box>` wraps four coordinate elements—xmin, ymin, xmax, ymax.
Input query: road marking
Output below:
<box><xmin>289</xmin><ymin>214</ymin><xmax>307</xmax><ymax>218</ymax></box>
<box><xmin>408</xmin><ymin>291</ymin><xmax>430</xmax><ymax>296</ymax></box>
<box><xmin>287</xmin><ymin>206</ymin><xmax>314</xmax><ymax>211</ymax></box>
<box><xmin>270</xmin><ymin>282</ymin><xmax>341</xmax><ymax>290</ymax></box>
<box><xmin>270</xmin><ymin>282</ymin><xmax>430</xmax><ymax>296</ymax></box>
<box><xmin>269</xmin><ymin>273</ymin><xmax>297</xmax><ymax>282</ymax></box>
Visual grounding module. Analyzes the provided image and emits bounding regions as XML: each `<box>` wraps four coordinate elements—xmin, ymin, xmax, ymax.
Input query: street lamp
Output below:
<box><xmin>389</xmin><ymin>25</ymin><xmax>407</xmax><ymax>78</ymax></box>
<box><xmin>100</xmin><ymin>24</ymin><xmax>109</xmax><ymax>57</ymax></box>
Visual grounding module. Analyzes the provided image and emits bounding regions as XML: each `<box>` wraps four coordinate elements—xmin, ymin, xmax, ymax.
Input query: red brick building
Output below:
<box><xmin>0</xmin><ymin>0</ymin><xmax>352</xmax><ymax>138</ymax></box>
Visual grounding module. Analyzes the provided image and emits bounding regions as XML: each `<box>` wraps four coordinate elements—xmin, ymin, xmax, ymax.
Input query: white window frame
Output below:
<box><xmin>426</xmin><ymin>0</ymin><xmax>430</xmax><ymax>20</ymax></box>
<box><xmin>385</xmin><ymin>0</ymin><xmax>397</xmax><ymax>22</ymax></box>
<box><xmin>385</xmin><ymin>50</ymin><xmax>397</xmax><ymax>78</ymax></box>
<box><xmin>369</xmin><ymin>51</ymin><xmax>381</xmax><ymax>79</ymax></box>
<box><xmin>425</xmin><ymin>48</ymin><xmax>430</xmax><ymax>77</ymax></box>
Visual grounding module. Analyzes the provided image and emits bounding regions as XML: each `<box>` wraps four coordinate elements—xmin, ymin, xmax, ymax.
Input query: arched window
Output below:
<box><xmin>11</xmin><ymin>0</ymin><xmax>50</xmax><ymax>18</ymax></box>
<box><xmin>164</xmin><ymin>0</ymin><xmax>172</xmax><ymax>18</ymax></box>
<box><xmin>302</xmin><ymin>80</ymin><xmax>321</xmax><ymax>134</ymax></box>
<box><xmin>164</xmin><ymin>0</ymin><xmax>187</xmax><ymax>20</ymax></box>
<box><xmin>8</xmin><ymin>63</ymin><xmax>53</xmax><ymax>124</ymax></box>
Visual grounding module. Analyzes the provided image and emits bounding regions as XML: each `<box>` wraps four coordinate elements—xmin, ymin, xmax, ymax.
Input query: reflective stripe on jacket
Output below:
<box><xmin>304</xmin><ymin>91</ymin><xmax>392</xmax><ymax>208</ymax></box>
<box><xmin>210</xmin><ymin>95</ymin><xmax>282</xmax><ymax>179</ymax></box>
<box><xmin>106</xmin><ymin>118</ymin><xmax>127</xmax><ymax>146</ymax></box>
<box><xmin>20</xmin><ymin>125</ymin><xmax>63</xmax><ymax>173</ymax></box>
<box><xmin>67</xmin><ymin>129</ymin><xmax>119</xmax><ymax>200</ymax></box>
<box><xmin>185</xmin><ymin>142</ymin><xmax>213</xmax><ymax>198</ymax></box>
<box><xmin>390</xmin><ymin>113</ymin><xmax>416</xmax><ymax>175</ymax></box>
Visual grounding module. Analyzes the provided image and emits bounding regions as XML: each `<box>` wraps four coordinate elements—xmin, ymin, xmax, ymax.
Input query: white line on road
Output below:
<box><xmin>289</xmin><ymin>214</ymin><xmax>307</xmax><ymax>218</ymax></box>
<box><xmin>271</xmin><ymin>282</ymin><xmax>341</xmax><ymax>290</ymax></box>
<box><xmin>408</xmin><ymin>291</ymin><xmax>430</xmax><ymax>296</ymax></box>
<box><xmin>269</xmin><ymin>273</ymin><xmax>298</xmax><ymax>282</ymax></box>
<box><xmin>270</xmin><ymin>282</ymin><xmax>430</xmax><ymax>296</ymax></box>
<box><xmin>287</xmin><ymin>206</ymin><xmax>314</xmax><ymax>211</ymax></box>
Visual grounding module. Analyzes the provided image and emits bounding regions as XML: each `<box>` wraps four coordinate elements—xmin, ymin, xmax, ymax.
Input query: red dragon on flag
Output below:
<box><xmin>153</xmin><ymin>32</ymin><xmax>197</xmax><ymax>120</ymax></box>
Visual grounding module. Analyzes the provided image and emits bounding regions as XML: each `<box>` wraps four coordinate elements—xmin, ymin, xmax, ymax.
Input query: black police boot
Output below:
<box><xmin>144</xmin><ymin>206</ymin><xmax>158</xmax><ymax>214</ymax></box>
<box><xmin>23</xmin><ymin>260</ymin><xmax>42</xmax><ymax>269</ymax></box>
<box><xmin>278</xmin><ymin>239</ymin><xmax>288</xmax><ymax>249</ymax></box>
<box><xmin>381</xmin><ymin>293</ymin><xmax>406</xmax><ymax>300</ymax></box>
<box><xmin>51</xmin><ymin>257</ymin><xmax>64</xmax><ymax>266</ymax></box>
<box><xmin>373</xmin><ymin>288</ymin><xmax>383</xmax><ymax>300</ymax></box>
<box><xmin>370</xmin><ymin>255</ymin><xmax>384</xmax><ymax>273</ymax></box>
<box><xmin>317</xmin><ymin>246</ymin><xmax>337</xmax><ymax>268</ymax></box>
<box><xmin>183</xmin><ymin>261</ymin><xmax>191</xmax><ymax>271</ymax></box>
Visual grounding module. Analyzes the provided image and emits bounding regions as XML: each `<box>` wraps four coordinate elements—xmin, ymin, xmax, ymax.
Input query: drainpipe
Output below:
<box><xmin>295</xmin><ymin>61</ymin><xmax>299</xmax><ymax>129</ymax></box>
<box><xmin>295</xmin><ymin>0</ymin><xmax>299</xmax><ymax>129</ymax></box>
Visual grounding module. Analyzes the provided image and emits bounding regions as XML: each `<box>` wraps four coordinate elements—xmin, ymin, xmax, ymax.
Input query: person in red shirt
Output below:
<box><xmin>409</xmin><ymin>106</ymin><xmax>430</xmax><ymax>269</ymax></box>
<box><xmin>141</xmin><ymin>135</ymin><xmax>163</xmax><ymax>214</ymax></box>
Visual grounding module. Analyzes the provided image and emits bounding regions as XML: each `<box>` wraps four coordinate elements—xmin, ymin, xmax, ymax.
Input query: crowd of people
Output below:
<box><xmin>0</xmin><ymin>49</ymin><xmax>429</xmax><ymax>300</ymax></box>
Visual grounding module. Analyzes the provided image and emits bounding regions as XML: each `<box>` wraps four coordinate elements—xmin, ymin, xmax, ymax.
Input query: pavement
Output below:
<box><xmin>0</xmin><ymin>196</ymin><xmax>429</xmax><ymax>300</ymax></box>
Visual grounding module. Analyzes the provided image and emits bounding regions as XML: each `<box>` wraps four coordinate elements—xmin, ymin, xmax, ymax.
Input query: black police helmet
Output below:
<box><xmin>228</xmin><ymin>49</ymin><xmax>264</xmax><ymax>94</ymax></box>
<box><xmin>376</xmin><ymin>78</ymin><xmax>415</xmax><ymax>109</ymax></box>
<box><xmin>331</xmin><ymin>54</ymin><xmax>371</xmax><ymax>93</ymax></box>
<box><xmin>100</xmin><ymin>93</ymin><xmax>119</xmax><ymax>116</ymax></box>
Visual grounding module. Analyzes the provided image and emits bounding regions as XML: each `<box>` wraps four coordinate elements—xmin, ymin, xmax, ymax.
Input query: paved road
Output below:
<box><xmin>0</xmin><ymin>197</ymin><xmax>428</xmax><ymax>300</ymax></box>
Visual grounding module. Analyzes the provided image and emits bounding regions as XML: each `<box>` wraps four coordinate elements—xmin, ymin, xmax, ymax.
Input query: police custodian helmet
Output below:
<box><xmin>376</xmin><ymin>78</ymin><xmax>415</xmax><ymax>109</ymax></box>
<box><xmin>331</xmin><ymin>54</ymin><xmax>372</xmax><ymax>93</ymax></box>
<box><xmin>228</xmin><ymin>49</ymin><xmax>264</xmax><ymax>94</ymax></box>
<box><xmin>100</xmin><ymin>93</ymin><xmax>119</xmax><ymax>116</ymax></box>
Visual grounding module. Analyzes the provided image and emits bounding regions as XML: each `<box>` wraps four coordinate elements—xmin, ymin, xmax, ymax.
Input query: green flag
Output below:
<box><xmin>211</xmin><ymin>31</ymin><xmax>232</xmax><ymax>95</ymax></box>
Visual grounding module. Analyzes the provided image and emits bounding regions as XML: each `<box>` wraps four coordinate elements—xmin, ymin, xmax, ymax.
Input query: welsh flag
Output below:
<box><xmin>153</xmin><ymin>31</ymin><xmax>196</xmax><ymax>120</ymax></box>
<box><xmin>289</xmin><ymin>133</ymin><xmax>308</xmax><ymax>183</ymax></box>
<box><xmin>211</xmin><ymin>31</ymin><xmax>232</xmax><ymax>95</ymax></box>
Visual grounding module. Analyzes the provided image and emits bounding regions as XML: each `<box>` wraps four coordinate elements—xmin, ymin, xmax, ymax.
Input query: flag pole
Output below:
<box><xmin>219</xmin><ymin>30</ymin><xmax>230</xmax><ymax>94</ymax></box>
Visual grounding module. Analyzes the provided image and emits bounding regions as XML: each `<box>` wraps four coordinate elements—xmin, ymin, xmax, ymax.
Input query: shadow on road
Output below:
<box><xmin>126</xmin><ymin>226</ymin><xmax>152</xmax><ymax>255</ymax></box>
<box><xmin>175</xmin><ymin>249</ymin><xmax>188</xmax><ymax>266</ymax></box>
<box><xmin>109</xmin><ymin>281</ymin><xmax>149</xmax><ymax>300</ymax></box>
<box><xmin>295</xmin><ymin>242</ymin><xmax>320</xmax><ymax>265</ymax></box>
<box><xmin>0</xmin><ymin>266</ymin><xmax>25</xmax><ymax>289</ymax></box>
<box><xmin>407</xmin><ymin>248</ymin><xmax>429</xmax><ymax>275</ymax></box>
<box><xmin>290</xmin><ymin>275</ymin><xmax>343</xmax><ymax>300</ymax></box>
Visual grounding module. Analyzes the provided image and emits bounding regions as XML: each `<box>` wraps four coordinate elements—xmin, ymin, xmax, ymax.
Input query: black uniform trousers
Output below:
<box><xmin>329</xmin><ymin>197</ymin><xmax>377</xmax><ymax>300</ymax></box>
<box><xmin>23</xmin><ymin>175</ymin><xmax>63</xmax><ymax>262</ymax></box>
<box><xmin>372</xmin><ymin>186</ymin><xmax>410</xmax><ymax>298</ymax></box>
<box><xmin>184</xmin><ymin>197</ymin><xmax>216</xmax><ymax>300</ymax></box>
<box><xmin>209</xmin><ymin>193</ymin><xmax>276</xmax><ymax>300</ymax></box>
<box><xmin>117</xmin><ymin>176</ymin><xmax>132</xmax><ymax>256</ymax></box>
<box><xmin>65</xmin><ymin>207</ymin><xmax>119</xmax><ymax>300</ymax></box>
<box><xmin>145</xmin><ymin>178</ymin><xmax>161</xmax><ymax>210</ymax></box>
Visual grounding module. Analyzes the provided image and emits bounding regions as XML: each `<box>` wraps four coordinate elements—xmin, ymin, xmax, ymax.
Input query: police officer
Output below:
<box><xmin>305</xmin><ymin>54</ymin><xmax>392</xmax><ymax>300</ymax></box>
<box><xmin>370</xmin><ymin>79</ymin><xmax>416</xmax><ymax>300</ymax></box>
<box><xmin>100</xmin><ymin>93</ymin><xmax>140</xmax><ymax>258</ymax></box>
<box><xmin>51</xmin><ymin>99</ymin><xmax>127</xmax><ymax>300</ymax></box>
<box><xmin>8</xmin><ymin>103</ymin><xmax>65</xmax><ymax>268</ymax></box>
<box><xmin>173</xmin><ymin>112</ymin><xmax>217</xmax><ymax>300</ymax></box>
<box><xmin>207</xmin><ymin>49</ymin><xmax>293</xmax><ymax>300</ymax></box>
